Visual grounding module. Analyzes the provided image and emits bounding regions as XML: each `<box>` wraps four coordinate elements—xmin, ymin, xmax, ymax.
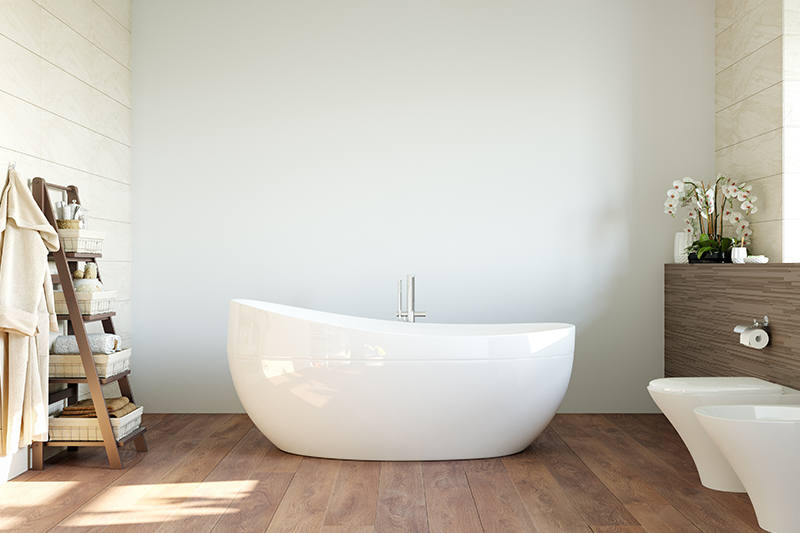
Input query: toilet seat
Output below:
<box><xmin>648</xmin><ymin>377</ymin><xmax>784</xmax><ymax>395</ymax></box>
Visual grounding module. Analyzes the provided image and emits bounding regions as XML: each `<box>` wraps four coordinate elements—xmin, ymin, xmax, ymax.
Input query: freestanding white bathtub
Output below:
<box><xmin>227</xmin><ymin>299</ymin><xmax>575</xmax><ymax>461</ymax></box>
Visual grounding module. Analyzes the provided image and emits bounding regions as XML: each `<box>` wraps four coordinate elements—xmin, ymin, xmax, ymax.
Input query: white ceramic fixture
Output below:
<box><xmin>695</xmin><ymin>405</ymin><xmax>800</xmax><ymax>533</ymax></box>
<box><xmin>647</xmin><ymin>377</ymin><xmax>800</xmax><ymax>492</ymax></box>
<box><xmin>227</xmin><ymin>299</ymin><xmax>575</xmax><ymax>461</ymax></box>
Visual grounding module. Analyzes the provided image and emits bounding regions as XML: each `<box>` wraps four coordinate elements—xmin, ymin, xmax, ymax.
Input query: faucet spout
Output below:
<box><xmin>397</xmin><ymin>275</ymin><xmax>426</xmax><ymax>322</ymax></box>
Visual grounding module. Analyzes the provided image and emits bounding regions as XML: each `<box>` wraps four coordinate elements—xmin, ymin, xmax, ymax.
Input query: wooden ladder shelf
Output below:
<box><xmin>30</xmin><ymin>178</ymin><xmax>147</xmax><ymax>469</ymax></box>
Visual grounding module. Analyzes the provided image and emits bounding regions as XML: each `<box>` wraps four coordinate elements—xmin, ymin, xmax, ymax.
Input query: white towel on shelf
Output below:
<box><xmin>53</xmin><ymin>333</ymin><xmax>121</xmax><ymax>355</ymax></box>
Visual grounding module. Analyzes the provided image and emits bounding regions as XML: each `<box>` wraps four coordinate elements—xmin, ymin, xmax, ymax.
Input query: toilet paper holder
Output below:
<box><xmin>734</xmin><ymin>315</ymin><xmax>770</xmax><ymax>349</ymax></box>
<box><xmin>734</xmin><ymin>315</ymin><xmax>769</xmax><ymax>333</ymax></box>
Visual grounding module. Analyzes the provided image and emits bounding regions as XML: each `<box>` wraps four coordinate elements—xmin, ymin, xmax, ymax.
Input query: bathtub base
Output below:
<box><xmin>232</xmin><ymin>358</ymin><xmax>572</xmax><ymax>461</ymax></box>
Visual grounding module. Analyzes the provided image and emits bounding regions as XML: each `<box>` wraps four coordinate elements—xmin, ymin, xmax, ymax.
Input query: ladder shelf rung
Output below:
<box><xmin>49</xmin><ymin>369</ymin><xmax>131</xmax><ymax>385</ymax></box>
<box><xmin>49</xmin><ymin>252</ymin><xmax>102</xmax><ymax>260</ymax></box>
<box><xmin>56</xmin><ymin>312</ymin><xmax>115</xmax><ymax>322</ymax></box>
<box><xmin>44</xmin><ymin>427</ymin><xmax>147</xmax><ymax>448</ymax></box>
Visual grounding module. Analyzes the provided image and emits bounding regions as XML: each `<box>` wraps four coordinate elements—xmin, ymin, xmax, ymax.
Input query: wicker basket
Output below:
<box><xmin>53</xmin><ymin>290</ymin><xmax>116</xmax><ymax>316</ymax></box>
<box><xmin>48</xmin><ymin>406</ymin><xmax>143</xmax><ymax>442</ymax></box>
<box><xmin>57</xmin><ymin>229</ymin><xmax>104</xmax><ymax>254</ymax></box>
<box><xmin>49</xmin><ymin>349</ymin><xmax>131</xmax><ymax>379</ymax></box>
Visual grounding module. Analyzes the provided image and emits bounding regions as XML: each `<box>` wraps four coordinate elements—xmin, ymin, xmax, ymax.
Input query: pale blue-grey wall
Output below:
<box><xmin>131</xmin><ymin>0</ymin><xmax>715</xmax><ymax>413</ymax></box>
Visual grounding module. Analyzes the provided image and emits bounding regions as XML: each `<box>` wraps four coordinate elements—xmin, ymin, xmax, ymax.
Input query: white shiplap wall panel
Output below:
<box><xmin>0</xmin><ymin>0</ymin><xmax>131</xmax><ymax>482</ymax></box>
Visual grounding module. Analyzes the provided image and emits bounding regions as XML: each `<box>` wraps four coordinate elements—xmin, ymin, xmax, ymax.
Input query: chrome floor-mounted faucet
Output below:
<box><xmin>397</xmin><ymin>275</ymin><xmax>426</xmax><ymax>322</ymax></box>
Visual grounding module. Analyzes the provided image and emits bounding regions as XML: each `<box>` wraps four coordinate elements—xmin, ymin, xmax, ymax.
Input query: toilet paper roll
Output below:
<box><xmin>740</xmin><ymin>328</ymin><xmax>769</xmax><ymax>349</ymax></box>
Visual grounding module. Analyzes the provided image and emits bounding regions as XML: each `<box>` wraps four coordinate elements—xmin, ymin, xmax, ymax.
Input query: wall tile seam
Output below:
<box><xmin>0</xmin><ymin>88</ymin><xmax>131</xmax><ymax>149</ymax></box>
<box><xmin>39</xmin><ymin>6</ymin><xmax>130</xmax><ymax>73</ymax></box>
<box><xmin>0</xmin><ymin>33</ymin><xmax>131</xmax><ymax>111</ymax></box>
<box><xmin>0</xmin><ymin>146</ymin><xmax>131</xmax><ymax>186</ymax></box>
<box><xmin>716</xmin><ymin>26</ymin><xmax>784</xmax><ymax>73</ymax></box>
<box><xmin>715</xmin><ymin>127</ymin><xmax>782</xmax><ymax>152</ymax></box>
<box><xmin>40</xmin><ymin>57</ymin><xmax>131</xmax><ymax>112</ymax></box>
<box><xmin>715</xmin><ymin>80</ymin><xmax>782</xmax><ymax>115</ymax></box>
<box><xmin>90</xmin><ymin>0</ymin><xmax>131</xmax><ymax>35</ymax></box>
<box><xmin>715</xmin><ymin>78</ymin><xmax>783</xmax><ymax>113</ymax></box>
<box><xmin>714</xmin><ymin>33</ymin><xmax>782</xmax><ymax>77</ymax></box>
<box><xmin>732</xmin><ymin>171</ymin><xmax>783</xmax><ymax>182</ymax></box>
<box><xmin>714</xmin><ymin>126</ymin><xmax>782</xmax><ymax>152</ymax></box>
<box><xmin>90</xmin><ymin>217</ymin><xmax>131</xmax><ymax>225</ymax></box>
<box><xmin>715</xmin><ymin>0</ymin><xmax>772</xmax><ymax>36</ymax></box>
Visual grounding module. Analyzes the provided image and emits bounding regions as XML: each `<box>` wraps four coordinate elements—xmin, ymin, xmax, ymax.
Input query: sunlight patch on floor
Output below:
<box><xmin>1</xmin><ymin>482</ymin><xmax>81</xmax><ymax>529</ymax></box>
<box><xmin>55</xmin><ymin>480</ymin><xmax>257</xmax><ymax>526</ymax></box>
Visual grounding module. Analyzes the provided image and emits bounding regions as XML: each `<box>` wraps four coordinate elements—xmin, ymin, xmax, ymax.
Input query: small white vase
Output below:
<box><xmin>674</xmin><ymin>232</ymin><xmax>690</xmax><ymax>263</ymax></box>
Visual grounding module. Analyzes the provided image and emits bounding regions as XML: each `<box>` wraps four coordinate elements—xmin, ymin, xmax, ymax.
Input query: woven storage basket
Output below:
<box><xmin>53</xmin><ymin>290</ymin><xmax>116</xmax><ymax>316</ymax></box>
<box><xmin>48</xmin><ymin>406</ymin><xmax>143</xmax><ymax>442</ymax></box>
<box><xmin>49</xmin><ymin>349</ymin><xmax>131</xmax><ymax>379</ymax></box>
<box><xmin>57</xmin><ymin>229</ymin><xmax>104</xmax><ymax>254</ymax></box>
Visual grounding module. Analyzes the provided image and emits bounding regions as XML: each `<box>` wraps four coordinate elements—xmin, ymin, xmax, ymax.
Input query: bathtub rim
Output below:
<box><xmin>230</xmin><ymin>298</ymin><xmax>575</xmax><ymax>337</ymax></box>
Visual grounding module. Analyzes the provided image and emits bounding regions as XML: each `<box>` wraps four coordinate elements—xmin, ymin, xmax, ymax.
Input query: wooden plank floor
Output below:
<box><xmin>0</xmin><ymin>414</ymin><xmax>765</xmax><ymax>533</ymax></box>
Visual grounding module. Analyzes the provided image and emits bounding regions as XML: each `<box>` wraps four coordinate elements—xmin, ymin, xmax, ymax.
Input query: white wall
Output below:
<box><xmin>132</xmin><ymin>0</ymin><xmax>715</xmax><ymax>413</ymax></box>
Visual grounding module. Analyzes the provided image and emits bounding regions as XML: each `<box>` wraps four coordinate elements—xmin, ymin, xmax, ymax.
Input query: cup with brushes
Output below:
<box><xmin>731</xmin><ymin>235</ymin><xmax>769</xmax><ymax>264</ymax></box>
<box><xmin>731</xmin><ymin>236</ymin><xmax>747</xmax><ymax>264</ymax></box>
<box><xmin>73</xmin><ymin>263</ymin><xmax>103</xmax><ymax>292</ymax></box>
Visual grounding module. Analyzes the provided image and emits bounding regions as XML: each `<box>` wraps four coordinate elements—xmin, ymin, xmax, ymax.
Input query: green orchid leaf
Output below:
<box><xmin>697</xmin><ymin>246</ymin><xmax>715</xmax><ymax>258</ymax></box>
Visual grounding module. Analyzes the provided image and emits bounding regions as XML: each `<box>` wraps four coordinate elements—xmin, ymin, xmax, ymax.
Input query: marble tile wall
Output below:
<box><xmin>784</xmin><ymin>0</ymin><xmax>800</xmax><ymax>261</ymax></box>
<box><xmin>716</xmin><ymin>0</ymin><xmax>800</xmax><ymax>262</ymax></box>
<box><xmin>0</xmin><ymin>1</ymin><xmax>132</xmax><ymax>344</ymax></box>
<box><xmin>716</xmin><ymin>0</ymin><xmax>783</xmax><ymax>261</ymax></box>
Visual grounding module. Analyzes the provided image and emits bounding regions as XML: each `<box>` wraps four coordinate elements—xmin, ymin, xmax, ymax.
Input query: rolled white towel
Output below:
<box><xmin>53</xmin><ymin>333</ymin><xmax>121</xmax><ymax>355</ymax></box>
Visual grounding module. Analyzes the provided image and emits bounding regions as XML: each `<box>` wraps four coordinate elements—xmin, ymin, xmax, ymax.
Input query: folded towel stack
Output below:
<box><xmin>53</xmin><ymin>333</ymin><xmax>121</xmax><ymax>355</ymax></box>
<box><xmin>58</xmin><ymin>397</ymin><xmax>137</xmax><ymax>418</ymax></box>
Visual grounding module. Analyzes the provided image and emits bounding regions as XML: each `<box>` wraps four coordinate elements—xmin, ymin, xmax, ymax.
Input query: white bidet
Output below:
<box><xmin>695</xmin><ymin>405</ymin><xmax>800</xmax><ymax>533</ymax></box>
<box><xmin>648</xmin><ymin>377</ymin><xmax>800</xmax><ymax>492</ymax></box>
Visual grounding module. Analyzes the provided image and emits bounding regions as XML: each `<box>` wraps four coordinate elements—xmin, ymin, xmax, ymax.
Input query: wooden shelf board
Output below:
<box><xmin>49</xmin><ymin>370</ymin><xmax>131</xmax><ymax>385</ymax></box>
<box><xmin>56</xmin><ymin>312</ymin><xmax>115</xmax><ymax>322</ymax></box>
<box><xmin>44</xmin><ymin>427</ymin><xmax>146</xmax><ymax>448</ymax></box>
<box><xmin>49</xmin><ymin>252</ymin><xmax>102</xmax><ymax>259</ymax></box>
<box><xmin>48</xmin><ymin>386</ymin><xmax>77</xmax><ymax>404</ymax></box>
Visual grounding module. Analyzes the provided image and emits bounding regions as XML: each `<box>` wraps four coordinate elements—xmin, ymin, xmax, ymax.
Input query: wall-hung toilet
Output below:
<box><xmin>647</xmin><ymin>377</ymin><xmax>800</xmax><ymax>492</ymax></box>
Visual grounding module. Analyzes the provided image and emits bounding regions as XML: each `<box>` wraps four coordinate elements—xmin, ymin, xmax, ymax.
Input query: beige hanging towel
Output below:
<box><xmin>0</xmin><ymin>163</ymin><xmax>60</xmax><ymax>457</ymax></box>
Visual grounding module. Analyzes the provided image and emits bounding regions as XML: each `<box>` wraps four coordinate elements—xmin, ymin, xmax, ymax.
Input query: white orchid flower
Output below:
<box><xmin>672</xmin><ymin>180</ymin><xmax>685</xmax><ymax>192</ymax></box>
<box><xmin>722</xmin><ymin>206</ymin><xmax>733</xmax><ymax>220</ymax></box>
<box><xmin>729</xmin><ymin>211</ymin><xmax>743</xmax><ymax>224</ymax></box>
<box><xmin>737</xmin><ymin>227</ymin><xmax>753</xmax><ymax>240</ymax></box>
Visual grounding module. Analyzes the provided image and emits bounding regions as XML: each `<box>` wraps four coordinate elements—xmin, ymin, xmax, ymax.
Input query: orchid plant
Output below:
<box><xmin>664</xmin><ymin>174</ymin><xmax>758</xmax><ymax>258</ymax></box>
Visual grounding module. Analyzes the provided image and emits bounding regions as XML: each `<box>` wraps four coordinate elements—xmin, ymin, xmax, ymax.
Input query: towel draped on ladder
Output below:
<box><xmin>0</xmin><ymin>163</ymin><xmax>60</xmax><ymax>457</ymax></box>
